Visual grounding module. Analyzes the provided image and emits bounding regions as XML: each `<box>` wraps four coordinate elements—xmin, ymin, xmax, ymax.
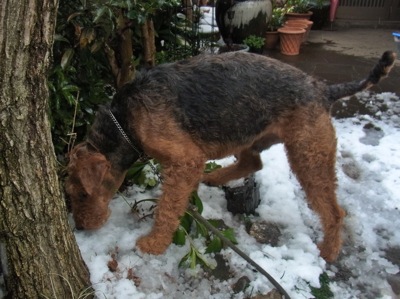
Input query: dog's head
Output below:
<box><xmin>65</xmin><ymin>143</ymin><xmax>125</xmax><ymax>230</ymax></box>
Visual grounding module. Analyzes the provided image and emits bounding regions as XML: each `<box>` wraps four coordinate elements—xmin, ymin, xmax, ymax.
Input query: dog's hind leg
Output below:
<box><xmin>283</xmin><ymin>105</ymin><xmax>345</xmax><ymax>262</ymax></box>
<box><xmin>203</xmin><ymin>127</ymin><xmax>282</xmax><ymax>186</ymax></box>
<box><xmin>203</xmin><ymin>148</ymin><xmax>263</xmax><ymax>186</ymax></box>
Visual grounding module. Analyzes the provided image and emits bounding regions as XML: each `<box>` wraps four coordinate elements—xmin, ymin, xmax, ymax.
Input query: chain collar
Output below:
<box><xmin>108</xmin><ymin>109</ymin><xmax>142</xmax><ymax>156</ymax></box>
<box><xmin>108</xmin><ymin>109</ymin><xmax>163</xmax><ymax>181</ymax></box>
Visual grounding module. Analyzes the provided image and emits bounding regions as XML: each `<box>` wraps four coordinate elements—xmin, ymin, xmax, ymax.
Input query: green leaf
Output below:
<box><xmin>90</xmin><ymin>40</ymin><xmax>103</xmax><ymax>53</ymax></box>
<box><xmin>61</xmin><ymin>48</ymin><xmax>74</xmax><ymax>70</ymax></box>
<box><xmin>173</xmin><ymin>226</ymin><xmax>186</xmax><ymax>246</ymax></box>
<box><xmin>191</xmin><ymin>191</ymin><xmax>203</xmax><ymax>214</ymax></box>
<box><xmin>126</xmin><ymin>163</ymin><xmax>146</xmax><ymax>179</ymax></box>
<box><xmin>179</xmin><ymin>251</ymin><xmax>191</xmax><ymax>268</ymax></box>
<box><xmin>204</xmin><ymin>161</ymin><xmax>222</xmax><ymax>173</ymax></box>
<box><xmin>222</xmin><ymin>228</ymin><xmax>238</xmax><ymax>244</ymax></box>
<box><xmin>67</xmin><ymin>12</ymin><xmax>83</xmax><ymax>23</ymax></box>
<box><xmin>180</xmin><ymin>214</ymin><xmax>193</xmax><ymax>232</ymax></box>
<box><xmin>146</xmin><ymin>177</ymin><xmax>157</xmax><ymax>187</ymax></box>
<box><xmin>93</xmin><ymin>7</ymin><xmax>108</xmax><ymax>23</ymax></box>
<box><xmin>61</xmin><ymin>85</ymin><xmax>79</xmax><ymax>93</ymax></box>
<box><xmin>205</xmin><ymin>236</ymin><xmax>223</xmax><ymax>253</ymax></box>
<box><xmin>195</xmin><ymin>220</ymin><xmax>208</xmax><ymax>238</ymax></box>
<box><xmin>54</xmin><ymin>34</ymin><xmax>70</xmax><ymax>43</ymax></box>
<box><xmin>190</xmin><ymin>248</ymin><xmax>197</xmax><ymax>269</ymax></box>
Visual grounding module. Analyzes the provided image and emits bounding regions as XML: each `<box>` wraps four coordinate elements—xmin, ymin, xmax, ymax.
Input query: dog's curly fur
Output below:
<box><xmin>66</xmin><ymin>51</ymin><xmax>395</xmax><ymax>262</ymax></box>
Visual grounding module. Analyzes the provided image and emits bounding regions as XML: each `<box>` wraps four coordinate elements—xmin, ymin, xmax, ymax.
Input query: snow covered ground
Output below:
<box><xmin>74</xmin><ymin>91</ymin><xmax>400</xmax><ymax>299</ymax></box>
<box><xmin>0</xmin><ymin>91</ymin><xmax>399</xmax><ymax>299</ymax></box>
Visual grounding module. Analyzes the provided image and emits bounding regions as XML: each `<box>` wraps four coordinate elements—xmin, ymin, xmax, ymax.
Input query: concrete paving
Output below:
<box><xmin>266</xmin><ymin>28</ymin><xmax>400</xmax><ymax>96</ymax></box>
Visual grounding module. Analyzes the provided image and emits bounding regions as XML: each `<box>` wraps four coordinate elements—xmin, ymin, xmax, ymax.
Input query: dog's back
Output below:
<box><xmin>115</xmin><ymin>52</ymin><xmax>328</xmax><ymax>144</ymax></box>
<box><xmin>113</xmin><ymin>51</ymin><xmax>394</xmax><ymax>145</ymax></box>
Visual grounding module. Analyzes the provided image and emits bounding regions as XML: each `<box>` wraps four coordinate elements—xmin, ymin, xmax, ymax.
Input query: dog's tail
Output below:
<box><xmin>328</xmin><ymin>51</ymin><xmax>396</xmax><ymax>102</ymax></box>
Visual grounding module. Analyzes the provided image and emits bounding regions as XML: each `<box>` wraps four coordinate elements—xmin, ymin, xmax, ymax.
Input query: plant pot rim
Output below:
<box><xmin>278</xmin><ymin>27</ymin><xmax>306</xmax><ymax>34</ymax></box>
<box><xmin>218</xmin><ymin>44</ymin><xmax>250</xmax><ymax>53</ymax></box>
<box><xmin>285</xmin><ymin>19</ymin><xmax>313</xmax><ymax>25</ymax></box>
<box><xmin>285</xmin><ymin>11</ymin><xmax>313</xmax><ymax>16</ymax></box>
<box><xmin>283</xmin><ymin>25</ymin><xmax>307</xmax><ymax>31</ymax></box>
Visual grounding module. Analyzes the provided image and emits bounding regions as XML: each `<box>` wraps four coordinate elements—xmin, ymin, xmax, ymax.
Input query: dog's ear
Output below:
<box><xmin>78</xmin><ymin>154</ymin><xmax>111</xmax><ymax>196</ymax></box>
<box><xmin>68</xmin><ymin>143</ymin><xmax>88</xmax><ymax>167</ymax></box>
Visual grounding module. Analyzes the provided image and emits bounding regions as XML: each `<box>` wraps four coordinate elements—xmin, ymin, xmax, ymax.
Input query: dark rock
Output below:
<box><xmin>232</xmin><ymin>275</ymin><xmax>250</xmax><ymax>294</ymax></box>
<box><xmin>249</xmin><ymin>289</ymin><xmax>283</xmax><ymax>299</ymax></box>
<box><xmin>246</xmin><ymin>221</ymin><xmax>282</xmax><ymax>246</ymax></box>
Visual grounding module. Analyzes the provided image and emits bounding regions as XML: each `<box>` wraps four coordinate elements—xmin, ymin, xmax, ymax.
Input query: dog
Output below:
<box><xmin>65</xmin><ymin>51</ymin><xmax>395</xmax><ymax>262</ymax></box>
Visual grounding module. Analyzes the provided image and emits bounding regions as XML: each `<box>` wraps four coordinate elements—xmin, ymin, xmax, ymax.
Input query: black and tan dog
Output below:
<box><xmin>66</xmin><ymin>51</ymin><xmax>395</xmax><ymax>262</ymax></box>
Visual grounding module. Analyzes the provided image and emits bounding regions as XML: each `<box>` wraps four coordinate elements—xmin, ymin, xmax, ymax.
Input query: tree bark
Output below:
<box><xmin>141</xmin><ymin>18</ymin><xmax>156</xmax><ymax>68</ymax></box>
<box><xmin>105</xmin><ymin>11</ymin><xmax>135</xmax><ymax>89</ymax></box>
<box><xmin>0</xmin><ymin>1</ymin><xmax>91</xmax><ymax>298</ymax></box>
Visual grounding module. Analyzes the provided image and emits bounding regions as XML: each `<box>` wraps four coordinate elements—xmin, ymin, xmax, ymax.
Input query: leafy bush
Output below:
<box><xmin>243</xmin><ymin>35</ymin><xmax>266</xmax><ymax>51</ymax></box>
<box><xmin>285</xmin><ymin>0</ymin><xmax>311</xmax><ymax>13</ymax></box>
<box><xmin>268</xmin><ymin>7</ymin><xmax>286</xmax><ymax>31</ymax></box>
<box><xmin>49</xmin><ymin>0</ymin><xmax>198</xmax><ymax>159</ymax></box>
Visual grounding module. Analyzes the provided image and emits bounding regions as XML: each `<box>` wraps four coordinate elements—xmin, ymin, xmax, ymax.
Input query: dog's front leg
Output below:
<box><xmin>136</xmin><ymin>159</ymin><xmax>204</xmax><ymax>255</ymax></box>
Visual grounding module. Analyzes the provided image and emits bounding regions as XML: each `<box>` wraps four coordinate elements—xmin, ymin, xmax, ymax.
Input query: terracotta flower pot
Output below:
<box><xmin>284</xmin><ymin>19</ymin><xmax>313</xmax><ymax>42</ymax></box>
<box><xmin>264</xmin><ymin>31</ymin><xmax>280</xmax><ymax>49</ymax></box>
<box><xmin>277</xmin><ymin>27</ymin><xmax>305</xmax><ymax>56</ymax></box>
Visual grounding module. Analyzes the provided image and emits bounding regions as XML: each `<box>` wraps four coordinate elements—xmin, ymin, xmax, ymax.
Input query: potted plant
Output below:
<box><xmin>243</xmin><ymin>35</ymin><xmax>266</xmax><ymax>53</ymax></box>
<box><xmin>277</xmin><ymin>26</ymin><xmax>305</xmax><ymax>55</ymax></box>
<box><xmin>265</xmin><ymin>7</ymin><xmax>285</xmax><ymax>49</ymax></box>
<box><xmin>284</xmin><ymin>0</ymin><xmax>313</xmax><ymax>20</ymax></box>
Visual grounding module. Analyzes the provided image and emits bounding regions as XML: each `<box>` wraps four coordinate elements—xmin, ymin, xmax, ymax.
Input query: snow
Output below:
<box><xmin>1</xmin><ymin>91</ymin><xmax>399</xmax><ymax>298</ymax></box>
<box><xmin>73</xmin><ymin>91</ymin><xmax>399</xmax><ymax>299</ymax></box>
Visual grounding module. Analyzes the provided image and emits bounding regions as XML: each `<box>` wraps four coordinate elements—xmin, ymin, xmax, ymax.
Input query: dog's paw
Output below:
<box><xmin>318</xmin><ymin>243</ymin><xmax>340</xmax><ymax>263</ymax></box>
<box><xmin>136</xmin><ymin>234</ymin><xmax>170</xmax><ymax>255</ymax></box>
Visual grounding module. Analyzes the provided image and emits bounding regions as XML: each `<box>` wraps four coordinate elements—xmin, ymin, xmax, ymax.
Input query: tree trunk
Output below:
<box><xmin>105</xmin><ymin>11</ymin><xmax>136</xmax><ymax>89</ymax></box>
<box><xmin>0</xmin><ymin>1</ymin><xmax>92</xmax><ymax>298</ymax></box>
<box><xmin>141</xmin><ymin>18</ymin><xmax>156</xmax><ymax>68</ymax></box>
